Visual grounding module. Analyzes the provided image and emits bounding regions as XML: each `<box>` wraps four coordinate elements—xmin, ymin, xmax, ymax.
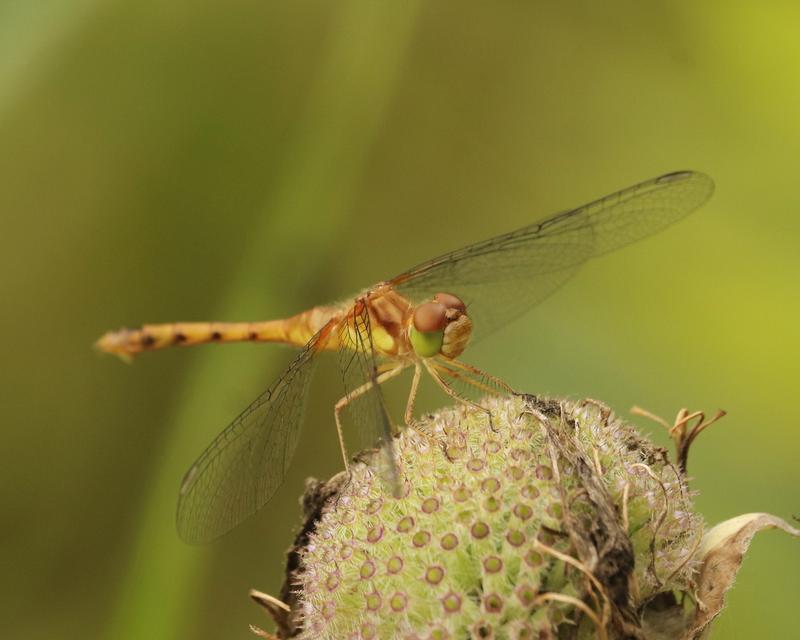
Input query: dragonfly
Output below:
<box><xmin>96</xmin><ymin>170</ymin><xmax>714</xmax><ymax>543</ymax></box>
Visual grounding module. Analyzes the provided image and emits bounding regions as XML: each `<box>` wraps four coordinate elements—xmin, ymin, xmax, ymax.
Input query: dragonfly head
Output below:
<box><xmin>408</xmin><ymin>292</ymin><xmax>472</xmax><ymax>359</ymax></box>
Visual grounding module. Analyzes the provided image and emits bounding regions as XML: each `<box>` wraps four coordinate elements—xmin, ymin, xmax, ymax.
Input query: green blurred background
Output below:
<box><xmin>2</xmin><ymin>1</ymin><xmax>798</xmax><ymax>638</ymax></box>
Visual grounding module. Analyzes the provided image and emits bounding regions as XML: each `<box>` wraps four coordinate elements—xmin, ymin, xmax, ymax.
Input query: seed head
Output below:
<box><xmin>254</xmin><ymin>395</ymin><xmax>799</xmax><ymax>639</ymax></box>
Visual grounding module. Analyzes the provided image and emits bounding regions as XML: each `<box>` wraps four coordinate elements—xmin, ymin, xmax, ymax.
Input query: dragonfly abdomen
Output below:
<box><xmin>95</xmin><ymin>308</ymin><xmax>340</xmax><ymax>360</ymax></box>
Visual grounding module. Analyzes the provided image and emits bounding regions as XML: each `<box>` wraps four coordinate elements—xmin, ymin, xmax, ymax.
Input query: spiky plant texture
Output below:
<box><xmin>254</xmin><ymin>395</ymin><xmax>797</xmax><ymax>640</ymax></box>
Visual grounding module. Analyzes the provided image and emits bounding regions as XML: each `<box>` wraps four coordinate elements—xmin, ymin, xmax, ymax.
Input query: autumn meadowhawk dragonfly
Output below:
<box><xmin>96</xmin><ymin>170</ymin><xmax>714</xmax><ymax>543</ymax></box>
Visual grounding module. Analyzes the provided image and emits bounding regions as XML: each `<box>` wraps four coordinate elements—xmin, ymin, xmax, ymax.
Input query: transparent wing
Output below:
<box><xmin>389</xmin><ymin>171</ymin><xmax>714</xmax><ymax>342</ymax></box>
<box><xmin>336</xmin><ymin>299</ymin><xmax>401</xmax><ymax>494</ymax></box>
<box><xmin>176</xmin><ymin>321</ymin><xmax>335</xmax><ymax>543</ymax></box>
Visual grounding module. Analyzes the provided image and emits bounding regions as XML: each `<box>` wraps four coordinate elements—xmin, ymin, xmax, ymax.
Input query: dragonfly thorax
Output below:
<box><xmin>408</xmin><ymin>292</ymin><xmax>472</xmax><ymax>359</ymax></box>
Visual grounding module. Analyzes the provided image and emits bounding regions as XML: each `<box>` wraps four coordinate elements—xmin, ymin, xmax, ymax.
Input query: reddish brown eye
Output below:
<box><xmin>433</xmin><ymin>292</ymin><xmax>466</xmax><ymax>314</ymax></box>
<box><xmin>413</xmin><ymin>302</ymin><xmax>447</xmax><ymax>332</ymax></box>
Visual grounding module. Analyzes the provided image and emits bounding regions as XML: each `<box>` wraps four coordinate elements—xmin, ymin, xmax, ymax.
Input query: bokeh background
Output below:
<box><xmin>2</xmin><ymin>1</ymin><xmax>799</xmax><ymax>638</ymax></box>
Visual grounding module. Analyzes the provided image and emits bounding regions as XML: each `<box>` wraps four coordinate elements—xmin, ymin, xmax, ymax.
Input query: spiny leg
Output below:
<box><xmin>433</xmin><ymin>362</ymin><xmax>501</xmax><ymax>397</ymax></box>
<box><xmin>334</xmin><ymin>363</ymin><xmax>408</xmax><ymax>470</ymax></box>
<box><xmin>377</xmin><ymin>360</ymin><xmax>401</xmax><ymax>374</ymax></box>
<box><xmin>423</xmin><ymin>359</ymin><xmax>494</xmax><ymax>426</ymax></box>
<box><xmin>439</xmin><ymin>357</ymin><xmax>517</xmax><ymax>395</ymax></box>
<box><xmin>403</xmin><ymin>362</ymin><xmax>438</xmax><ymax>443</ymax></box>
<box><xmin>433</xmin><ymin>358</ymin><xmax>517</xmax><ymax>431</ymax></box>
<box><xmin>404</xmin><ymin>363</ymin><xmax>422</xmax><ymax>427</ymax></box>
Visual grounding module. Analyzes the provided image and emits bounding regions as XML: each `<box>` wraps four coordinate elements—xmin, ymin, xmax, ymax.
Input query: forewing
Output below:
<box><xmin>337</xmin><ymin>301</ymin><xmax>401</xmax><ymax>493</ymax></box>
<box><xmin>176</xmin><ymin>322</ymin><xmax>334</xmax><ymax>543</ymax></box>
<box><xmin>390</xmin><ymin>171</ymin><xmax>714</xmax><ymax>342</ymax></box>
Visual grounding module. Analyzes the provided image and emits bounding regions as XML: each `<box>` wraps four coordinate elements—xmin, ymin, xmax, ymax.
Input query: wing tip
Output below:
<box><xmin>656</xmin><ymin>169</ymin><xmax>715</xmax><ymax>206</ymax></box>
<box><xmin>657</xmin><ymin>169</ymin><xmax>715</xmax><ymax>192</ymax></box>
<box><xmin>657</xmin><ymin>169</ymin><xmax>695</xmax><ymax>184</ymax></box>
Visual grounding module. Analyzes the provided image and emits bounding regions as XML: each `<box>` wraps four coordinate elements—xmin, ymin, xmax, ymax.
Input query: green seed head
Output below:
<box><xmin>278</xmin><ymin>395</ymin><xmax>708</xmax><ymax>639</ymax></box>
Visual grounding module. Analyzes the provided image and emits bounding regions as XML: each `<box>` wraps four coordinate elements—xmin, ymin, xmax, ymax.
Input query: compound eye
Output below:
<box><xmin>433</xmin><ymin>292</ymin><xmax>466</xmax><ymax>315</ymax></box>
<box><xmin>412</xmin><ymin>302</ymin><xmax>447</xmax><ymax>332</ymax></box>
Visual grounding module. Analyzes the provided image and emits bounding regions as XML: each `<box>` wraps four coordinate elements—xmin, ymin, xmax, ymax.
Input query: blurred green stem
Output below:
<box><xmin>105</xmin><ymin>4</ymin><xmax>420</xmax><ymax>639</ymax></box>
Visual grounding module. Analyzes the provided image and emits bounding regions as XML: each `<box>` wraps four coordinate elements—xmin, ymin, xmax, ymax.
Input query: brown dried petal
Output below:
<box><xmin>683</xmin><ymin>513</ymin><xmax>800</xmax><ymax>639</ymax></box>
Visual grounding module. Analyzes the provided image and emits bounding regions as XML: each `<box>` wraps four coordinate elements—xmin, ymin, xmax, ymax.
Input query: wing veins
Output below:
<box><xmin>176</xmin><ymin>321</ymin><xmax>333</xmax><ymax>543</ymax></box>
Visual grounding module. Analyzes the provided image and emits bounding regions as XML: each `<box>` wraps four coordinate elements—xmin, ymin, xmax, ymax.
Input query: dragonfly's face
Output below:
<box><xmin>408</xmin><ymin>292</ymin><xmax>472</xmax><ymax>359</ymax></box>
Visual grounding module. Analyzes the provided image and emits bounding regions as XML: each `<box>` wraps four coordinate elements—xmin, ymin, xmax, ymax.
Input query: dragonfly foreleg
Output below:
<box><xmin>422</xmin><ymin>359</ymin><xmax>494</xmax><ymax>428</ymax></box>
<box><xmin>437</xmin><ymin>357</ymin><xmax>517</xmax><ymax>395</ymax></box>
<box><xmin>334</xmin><ymin>363</ymin><xmax>408</xmax><ymax>470</ymax></box>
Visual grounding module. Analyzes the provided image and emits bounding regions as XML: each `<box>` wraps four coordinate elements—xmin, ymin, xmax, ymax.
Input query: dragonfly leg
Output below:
<box><xmin>403</xmin><ymin>362</ymin><xmax>436</xmax><ymax>442</ymax></box>
<box><xmin>432</xmin><ymin>358</ymin><xmax>517</xmax><ymax>432</ymax></box>
<box><xmin>377</xmin><ymin>360</ymin><xmax>401</xmax><ymax>374</ymax></box>
<box><xmin>432</xmin><ymin>362</ymin><xmax>506</xmax><ymax>399</ymax></box>
<box><xmin>334</xmin><ymin>363</ymin><xmax>408</xmax><ymax>469</ymax></box>
<box><xmin>404</xmin><ymin>363</ymin><xmax>422</xmax><ymax>427</ymax></box>
<box><xmin>423</xmin><ymin>359</ymin><xmax>494</xmax><ymax>427</ymax></box>
<box><xmin>333</xmin><ymin>409</ymin><xmax>350</xmax><ymax>472</ymax></box>
<box><xmin>439</xmin><ymin>357</ymin><xmax>517</xmax><ymax>395</ymax></box>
